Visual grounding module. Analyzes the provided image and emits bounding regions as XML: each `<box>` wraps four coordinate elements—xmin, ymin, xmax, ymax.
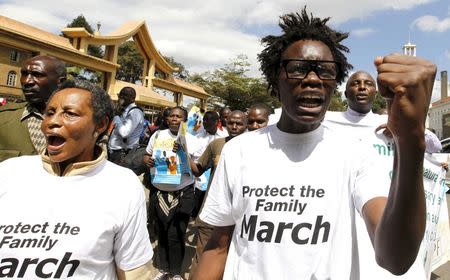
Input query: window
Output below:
<box><xmin>6</xmin><ymin>71</ymin><xmax>16</xmax><ymax>86</ymax></box>
<box><xmin>9</xmin><ymin>50</ymin><xmax>19</xmax><ymax>62</ymax></box>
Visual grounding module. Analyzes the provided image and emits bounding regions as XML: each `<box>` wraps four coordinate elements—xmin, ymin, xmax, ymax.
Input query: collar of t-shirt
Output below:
<box><xmin>267</xmin><ymin>124</ymin><xmax>324</xmax><ymax>145</ymax></box>
<box><xmin>343</xmin><ymin>108</ymin><xmax>386</xmax><ymax>127</ymax></box>
<box><xmin>345</xmin><ymin>107</ymin><xmax>370</xmax><ymax>118</ymax></box>
<box><xmin>41</xmin><ymin>145</ymin><xmax>107</xmax><ymax>176</ymax></box>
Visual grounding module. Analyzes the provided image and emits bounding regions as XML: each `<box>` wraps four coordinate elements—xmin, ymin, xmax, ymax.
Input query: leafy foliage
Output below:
<box><xmin>163</xmin><ymin>56</ymin><xmax>189</xmax><ymax>80</ymax></box>
<box><xmin>328</xmin><ymin>91</ymin><xmax>347</xmax><ymax>111</ymax></box>
<box><xmin>189</xmin><ymin>55</ymin><xmax>280</xmax><ymax>112</ymax></box>
<box><xmin>63</xmin><ymin>15</ymin><xmax>103</xmax><ymax>84</ymax></box>
<box><xmin>371</xmin><ymin>92</ymin><xmax>387</xmax><ymax>114</ymax></box>
<box><xmin>66</xmin><ymin>65</ymin><xmax>102</xmax><ymax>84</ymax></box>
<box><xmin>116</xmin><ymin>41</ymin><xmax>144</xmax><ymax>83</ymax></box>
<box><xmin>65</xmin><ymin>15</ymin><xmax>103</xmax><ymax>58</ymax></box>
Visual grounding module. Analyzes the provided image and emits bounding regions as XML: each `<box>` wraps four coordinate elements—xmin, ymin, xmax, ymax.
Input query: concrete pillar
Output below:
<box><xmin>200</xmin><ymin>99</ymin><xmax>205</xmax><ymax>111</ymax></box>
<box><xmin>442</xmin><ymin>71</ymin><xmax>448</xmax><ymax>100</ymax></box>
<box><xmin>147</xmin><ymin>60</ymin><xmax>156</xmax><ymax>88</ymax></box>
<box><xmin>105</xmin><ymin>70</ymin><xmax>117</xmax><ymax>96</ymax></box>
<box><xmin>174</xmin><ymin>92</ymin><xmax>183</xmax><ymax>106</ymax></box>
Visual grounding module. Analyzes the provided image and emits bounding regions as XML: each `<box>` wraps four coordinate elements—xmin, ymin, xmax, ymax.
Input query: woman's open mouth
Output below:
<box><xmin>46</xmin><ymin>135</ymin><xmax>66</xmax><ymax>154</ymax></box>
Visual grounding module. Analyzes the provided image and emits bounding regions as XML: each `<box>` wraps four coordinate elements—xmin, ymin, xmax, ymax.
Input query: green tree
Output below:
<box><xmin>116</xmin><ymin>41</ymin><xmax>144</xmax><ymax>83</ymax></box>
<box><xmin>371</xmin><ymin>92</ymin><xmax>387</xmax><ymax>114</ymax></box>
<box><xmin>328</xmin><ymin>91</ymin><xmax>347</xmax><ymax>111</ymax></box>
<box><xmin>163</xmin><ymin>56</ymin><xmax>189</xmax><ymax>80</ymax></box>
<box><xmin>65</xmin><ymin>15</ymin><xmax>103</xmax><ymax>58</ymax></box>
<box><xmin>192</xmin><ymin>55</ymin><xmax>280</xmax><ymax>112</ymax></box>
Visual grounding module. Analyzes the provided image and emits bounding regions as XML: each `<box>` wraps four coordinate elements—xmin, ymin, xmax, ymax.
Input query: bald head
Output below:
<box><xmin>226</xmin><ymin>110</ymin><xmax>247</xmax><ymax>138</ymax></box>
<box><xmin>27</xmin><ymin>55</ymin><xmax>67</xmax><ymax>77</ymax></box>
<box><xmin>345</xmin><ymin>71</ymin><xmax>376</xmax><ymax>114</ymax></box>
<box><xmin>20</xmin><ymin>55</ymin><xmax>67</xmax><ymax>112</ymax></box>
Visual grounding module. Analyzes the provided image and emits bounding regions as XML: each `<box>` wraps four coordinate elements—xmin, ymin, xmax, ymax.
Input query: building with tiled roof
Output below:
<box><xmin>0</xmin><ymin>15</ymin><xmax>210</xmax><ymax>117</ymax></box>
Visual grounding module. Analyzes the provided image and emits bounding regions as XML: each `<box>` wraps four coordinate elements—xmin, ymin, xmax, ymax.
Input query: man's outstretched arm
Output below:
<box><xmin>193</xmin><ymin>225</ymin><xmax>234</xmax><ymax>280</ymax></box>
<box><xmin>362</xmin><ymin>54</ymin><xmax>436</xmax><ymax>275</ymax></box>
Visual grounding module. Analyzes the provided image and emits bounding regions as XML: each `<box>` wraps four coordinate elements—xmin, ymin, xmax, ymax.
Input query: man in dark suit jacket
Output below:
<box><xmin>0</xmin><ymin>55</ymin><xmax>66</xmax><ymax>162</ymax></box>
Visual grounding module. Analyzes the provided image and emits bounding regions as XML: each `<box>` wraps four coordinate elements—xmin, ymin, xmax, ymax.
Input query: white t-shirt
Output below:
<box><xmin>200</xmin><ymin>124</ymin><xmax>390</xmax><ymax>280</ymax></box>
<box><xmin>324</xmin><ymin>108</ymin><xmax>387</xmax><ymax>128</ymax></box>
<box><xmin>324</xmin><ymin>109</ymin><xmax>426</xmax><ymax>279</ymax></box>
<box><xmin>0</xmin><ymin>156</ymin><xmax>153</xmax><ymax>279</ymax></box>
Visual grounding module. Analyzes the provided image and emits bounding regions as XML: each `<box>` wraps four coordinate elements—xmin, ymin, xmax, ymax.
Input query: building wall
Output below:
<box><xmin>429</xmin><ymin>103</ymin><xmax>450</xmax><ymax>139</ymax></box>
<box><xmin>0</xmin><ymin>44</ymin><xmax>33</xmax><ymax>99</ymax></box>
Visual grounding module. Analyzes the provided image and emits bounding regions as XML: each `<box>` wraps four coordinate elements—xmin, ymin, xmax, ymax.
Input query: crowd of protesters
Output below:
<box><xmin>0</xmin><ymin>6</ymin><xmax>449</xmax><ymax>280</ymax></box>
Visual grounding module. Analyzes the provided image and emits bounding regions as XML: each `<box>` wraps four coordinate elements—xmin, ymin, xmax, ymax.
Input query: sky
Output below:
<box><xmin>2</xmin><ymin>0</ymin><xmax>450</xmax><ymax>101</ymax></box>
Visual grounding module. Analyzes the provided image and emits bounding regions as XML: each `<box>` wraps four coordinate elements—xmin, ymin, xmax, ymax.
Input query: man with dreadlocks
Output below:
<box><xmin>194</xmin><ymin>7</ymin><xmax>436</xmax><ymax>280</ymax></box>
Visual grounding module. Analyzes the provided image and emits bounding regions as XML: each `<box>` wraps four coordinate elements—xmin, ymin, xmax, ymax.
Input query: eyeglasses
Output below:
<box><xmin>281</xmin><ymin>59</ymin><xmax>339</xmax><ymax>80</ymax></box>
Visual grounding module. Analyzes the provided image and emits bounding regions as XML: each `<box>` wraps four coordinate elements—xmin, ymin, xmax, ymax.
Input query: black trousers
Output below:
<box><xmin>151</xmin><ymin>185</ymin><xmax>195</xmax><ymax>275</ymax></box>
<box><xmin>191</xmin><ymin>189</ymin><xmax>206</xmax><ymax>218</ymax></box>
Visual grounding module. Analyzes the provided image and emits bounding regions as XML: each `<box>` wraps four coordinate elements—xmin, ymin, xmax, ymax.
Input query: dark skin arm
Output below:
<box><xmin>362</xmin><ymin>54</ymin><xmax>436</xmax><ymax>275</ymax></box>
<box><xmin>189</xmin><ymin>157</ymin><xmax>206</xmax><ymax>177</ymax></box>
<box><xmin>192</xmin><ymin>225</ymin><xmax>234</xmax><ymax>280</ymax></box>
<box><xmin>143</xmin><ymin>153</ymin><xmax>154</xmax><ymax>168</ymax></box>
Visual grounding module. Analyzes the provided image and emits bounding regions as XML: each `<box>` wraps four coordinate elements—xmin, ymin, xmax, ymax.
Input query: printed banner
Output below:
<box><xmin>151</xmin><ymin>122</ymin><xmax>194</xmax><ymax>190</ymax></box>
<box><xmin>187</xmin><ymin>105</ymin><xmax>203</xmax><ymax>135</ymax></box>
<box><xmin>419</xmin><ymin>155</ymin><xmax>450</xmax><ymax>279</ymax></box>
<box><xmin>198</xmin><ymin>168</ymin><xmax>211</xmax><ymax>191</ymax></box>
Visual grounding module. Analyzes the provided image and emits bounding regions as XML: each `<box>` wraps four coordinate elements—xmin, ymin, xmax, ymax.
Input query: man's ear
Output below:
<box><xmin>95</xmin><ymin>116</ymin><xmax>109</xmax><ymax>138</ymax></box>
<box><xmin>344</xmin><ymin>90</ymin><xmax>349</xmax><ymax>99</ymax></box>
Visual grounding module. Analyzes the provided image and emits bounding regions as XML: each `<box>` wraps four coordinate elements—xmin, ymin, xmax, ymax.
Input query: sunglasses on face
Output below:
<box><xmin>281</xmin><ymin>59</ymin><xmax>339</xmax><ymax>80</ymax></box>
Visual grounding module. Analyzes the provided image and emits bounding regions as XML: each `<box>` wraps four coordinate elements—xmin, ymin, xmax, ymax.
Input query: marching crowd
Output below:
<box><xmin>0</xmin><ymin>6</ymin><xmax>447</xmax><ymax>280</ymax></box>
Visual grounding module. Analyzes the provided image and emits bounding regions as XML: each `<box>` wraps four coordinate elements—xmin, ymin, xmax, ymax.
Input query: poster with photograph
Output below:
<box><xmin>151</xmin><ymin>123</ymin><xmax>194</xmax><ymax>191</ymax></box>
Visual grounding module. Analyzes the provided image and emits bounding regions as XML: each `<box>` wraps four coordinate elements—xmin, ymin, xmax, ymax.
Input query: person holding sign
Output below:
<box><xmin>144</xmin><ymin>106</ymin><xmax>195</xmax><ymax>280</ymax></box>
<box><xmin>194</xmin><ymin>7</ymin><xmax>436</xmax><ymax>280</ymax></box>
<box><xmin>0</xmin><ymin>79</ymin><xmax>153</xmax><ymax>279</ymax></box>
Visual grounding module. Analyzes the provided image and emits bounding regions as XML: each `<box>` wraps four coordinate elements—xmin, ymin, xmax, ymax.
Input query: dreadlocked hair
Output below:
<box><xmin>258</xmin><ymin>7</ymin><xmax>353</xmax><ymax>96</ymax></box>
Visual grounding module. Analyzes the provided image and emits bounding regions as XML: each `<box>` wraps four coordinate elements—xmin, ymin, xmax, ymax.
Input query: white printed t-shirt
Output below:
<box><xmin>200</xmin><ymin>124</ymin><xmax>390</xmax><ymax>280</ymax></box>
<box><xmin>324</xmin><ymin>109</ymin><xmax>426</xmax><ymax>279</ymax></box>
<box><xmin>0</xmin><ymin>155</ymin><xmax>153</xmax><ymax>279</ymax></box>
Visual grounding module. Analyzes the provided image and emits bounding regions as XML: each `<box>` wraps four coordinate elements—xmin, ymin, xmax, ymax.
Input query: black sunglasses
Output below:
<box><xmin>281</xmin><ymin>59</ymin><xmax>339</xmax><ymax>80</ymax></box>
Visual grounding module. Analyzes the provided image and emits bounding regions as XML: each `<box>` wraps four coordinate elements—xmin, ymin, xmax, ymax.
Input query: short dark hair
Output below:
<box><xmin>219</xmin><ymin>107</ymin><xmax>231</xmax><ymax>115</ymax></box>
<box><xmin>258</xmin><ymin>7</ymin><xmax>353</xmax><ymax>96</ymax></box>
<box><xmin>228</xmin><ymin>110</ymin><xmax>248</xmax><ymax>125</ymax></box>
<box><xmin>170</xmin><ymin>106</ymin><xmax>188</xmax><ymax>121</ymax></box>
<box><xmin>53</xmin><ymin>79</ymin><xmax>114</xmax><ymax>140</ymax></box>
<box><xmin>28</xmin><ymin>55</ymin><xmax>67</xmax><ymax>78</ymax></box>
<box><xmin>203</xmin><ymin>111</ymin><xmax>219</xmax><ymax>121</ymax></box>
<box><xmin>119</xmin><ymin>86</ymin><xmax>136</xmax><ymax>99</ymax></box>
<box><xmin>249</xmin><ymin>103</ymin><xmax>271</xmax><ymax>116</ymax></box>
